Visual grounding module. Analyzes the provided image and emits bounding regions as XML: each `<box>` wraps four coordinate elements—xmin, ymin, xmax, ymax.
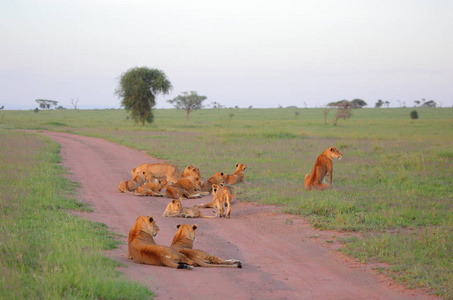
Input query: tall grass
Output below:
<box><xmin>0</xmin><ymin>130</ymin><xmax>152</xmax><ymax>299</ymax></box>
<box><xmin>1</xmin><ymin>107</ymin><xmax>452</xmax><ymax>298</ymax></box>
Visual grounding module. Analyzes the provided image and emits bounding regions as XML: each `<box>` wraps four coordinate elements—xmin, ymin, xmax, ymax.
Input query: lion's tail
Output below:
<box><xmin>201</xmin><ymin>210</ymin><xmax>219</xmax><ymax>218</ymax></box>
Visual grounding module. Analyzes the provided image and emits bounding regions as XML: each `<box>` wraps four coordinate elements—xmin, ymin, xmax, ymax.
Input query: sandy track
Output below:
<box><xmin>38</xmin><ymin>131</ymin><xmax>436</xmax><ymax>300</ymax></box>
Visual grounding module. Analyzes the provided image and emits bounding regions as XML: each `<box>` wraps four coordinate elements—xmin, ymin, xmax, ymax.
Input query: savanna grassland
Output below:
<box><xmin>1</xmin><ymin>107</ymin><xmax>452</xmax><ymax>298</ymax></box>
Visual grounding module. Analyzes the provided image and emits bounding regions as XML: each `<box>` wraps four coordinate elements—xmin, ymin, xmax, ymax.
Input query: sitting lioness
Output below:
<box><xmin>166</xmin><ymin>175</ymin><xmax>207</xmax><ymax>199</ymax></box>
<box><xmin>127</xmin><ymin>216</ymin><xmax>195</xmax><ymax>269</ymax></box>
<box><xmin>201</xmin><ymin>171</ymin><xmax>227</xmax><ymax>193</ymax></box>
<box><xmin>163</xmin><ymin>199</ymin><xmax>217</xmax><ymax>218</ymax></box>
<box><xmin>118</xmin><ymin>171</ymin><xmax>147</xmax><ymax>193</ymax></box>
<box><xmin>304</xmin><ymin>147</ymin><xmax>342</xmax><ymax>191</ymax></box>
<box><xmin>225</xmin><ymin>163</ymin><xmax>247</xmax><ymax>184</ymax></box>
<box><xmin>132</xmin><ymin>163</ymin><xmax>180</xmax><ymax>185</ymax></box>
<box><xmin>170</xmin><ymin>224</ymin><xmax>242</xmax><ymax>268</ymax></box>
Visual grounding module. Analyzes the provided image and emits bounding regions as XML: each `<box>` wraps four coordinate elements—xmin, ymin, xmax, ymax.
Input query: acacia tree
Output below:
<box><xmin>116</xmin><ymin>67</ymin><xmax>172</xmax><ymax>125</ymax></box>
<box><xmin>167</xmin><ymin>91</ymin><xmax>207</xmax><ymax>120</ymax></box>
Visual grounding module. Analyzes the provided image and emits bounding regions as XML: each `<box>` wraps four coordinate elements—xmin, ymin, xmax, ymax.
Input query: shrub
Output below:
<box><xmin>410</xmin><ymin>110</ymin><xmax>418</xmax><ymax>119</ymax></box>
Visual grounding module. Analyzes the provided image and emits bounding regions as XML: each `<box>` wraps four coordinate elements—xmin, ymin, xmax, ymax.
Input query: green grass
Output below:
<box><xmin>1</xmin><ymin>107</ymin><xmax>452</xmax><ymax>298</ymax></box>
<box><xmin>0</xmin><ymin>130</ymin><xmax>153</xmax><ymax>300</ymax></box>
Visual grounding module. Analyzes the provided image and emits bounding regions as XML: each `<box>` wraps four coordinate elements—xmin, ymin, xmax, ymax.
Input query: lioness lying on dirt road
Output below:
<box><xmin>170</xmin><ymin>224</ymin><xmax>242</xmax><ymax>268</ymax></box>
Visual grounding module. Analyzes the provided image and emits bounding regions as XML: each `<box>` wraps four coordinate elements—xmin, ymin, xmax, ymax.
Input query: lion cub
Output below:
<box><xmin>201</xmin><ymin>171</ymin><xmax>227</xmax><ymax>193</ymax></box>
<box><xmin>196</xmin><ymin>184</ymin><xmax>235</xmax><ymax>218</ymax></box>
<box><xmin>163</xmin><ymin>199</ymin><xmax>217</xmax><ymax>218</ymax></box>
<box><xmin>304</xmin><ymin>147</ymin><xmax>342</xmax><ymax>191</ymax></box>
<box><xmin>225</xmin><ymin>163</ymin><xmax>247</xmax><ymax>184</ymax></box>
<box><xmin>134</xmin><ymin>178</ymin><xmax>166</xmax><ymax>197</ymax></box>
<box><xmin>118</xmin><ymin>171</ymin><xmax>147</xmax><ymax>193</ymax></box>
<box><xmin>170</xmin><ymin>224</ymin><xmax>242</xmax><ymax>268</ymax></box>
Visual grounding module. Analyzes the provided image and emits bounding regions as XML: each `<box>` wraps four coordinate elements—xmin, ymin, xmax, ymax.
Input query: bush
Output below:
<box><xmin>410</xmin><ymin>110</ymin><xmax>418</xmax><ymax>119</ymax></box>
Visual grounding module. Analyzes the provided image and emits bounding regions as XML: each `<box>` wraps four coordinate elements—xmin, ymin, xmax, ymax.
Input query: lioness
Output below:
<box><xmin>166</xmin><ymin>175</ymin><xmax>207</xmax><ymax>199</ymax></box>
<box><xmin>134</xmin><ymin>178</ymin><xmax>166</xmax><ymax>197</ymax></box>
<box><xmin>118</xmin><ymin>171</ymin><xmax>147</xmax><ymax>193</ymax></box>
<box><xmin>304</xmin><ymin>147</ymin><xmax>342</xmax><ymax>191</ymax></box>
<box><xmin>170</xmin><ymin>224</ymin><xmax>242</xmax><ymax>268</ymax></box>
<box><xmin>131</xmin><ymin>163</ymin><xmax>180</xmax><ymax>185</ymax></box>
<box><xmin>201</xmin><ymin>171</ymin><xmax>227</xmax><ymax>193</ymax></box>
<box><xmin>163</xmin><ymin>199</ymin><xmax>217</xmax><ymax>218</ymax></box>
<box><xmin>225</xmin><ymin>163</ymin><xmax>247</xmax><ymax>184</ymax></box>
<box><xmin>127</xmin><ymin>216</ymin><xmax>195</xmax><ymax>269</ymax></box>
<box><xmin>181</xmin><ymin>164</ymin><xmax>201</xmax><ymax>178</ymax></box>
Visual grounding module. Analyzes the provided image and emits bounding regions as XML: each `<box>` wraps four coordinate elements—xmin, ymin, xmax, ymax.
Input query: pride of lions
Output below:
<box><xmin>121</xmin><ymin>147</ymin><xmax>342</xmax><ymax>269</ymax></box>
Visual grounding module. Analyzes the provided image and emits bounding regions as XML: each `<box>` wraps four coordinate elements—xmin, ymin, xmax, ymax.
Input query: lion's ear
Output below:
<box><xmin>236</xmin><ymin>163</ymin><xmax>239</xmax><ymax>167</ymax></box>
<box><xmin>176</xmin><ymin>224</ymin><xmax>181</xmax><ymax>228</ymax></box>
<box><xmin>192</xmin><ymin>224</ymin><xmax>198</xmax><ymax>230</ymax></box>
<box><xmin>132</xmin><ymin>168</ymin><xmax>136</xmax><ymax>172</ymax></box>
<box><xmin>149</xmin><ymin>217</ymin><xmax>154</xmax><ymax>223</ymax></box>
<box><xmin>220</xmin><ymin>172</ymin><xmax>224</xmax><ymax>175</ymax></box>
<box><xmin>172</xmin><ymin>199</ymin><xmax>177</xmax><ymax>203</ymax></box>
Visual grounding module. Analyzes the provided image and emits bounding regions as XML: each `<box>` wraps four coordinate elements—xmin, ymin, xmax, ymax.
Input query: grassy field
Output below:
<box><xmin>1</xmin><ymin>107</ymin><xmax>452</xmax><ymax>298</ymax></box>
<box><xmin>0</xmin><ymin>130</ymin><xmax>153</xmax><ymax>299</ymax></box>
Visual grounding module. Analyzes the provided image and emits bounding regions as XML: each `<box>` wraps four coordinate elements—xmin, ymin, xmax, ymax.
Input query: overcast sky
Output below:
<box><xmin>1</xmin><ymin>0</ymin><xmax>452</xmax><ymax>109</ymax></box>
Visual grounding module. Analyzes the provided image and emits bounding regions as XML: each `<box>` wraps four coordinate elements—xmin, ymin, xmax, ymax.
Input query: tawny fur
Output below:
<box><xmin>131</xmin><ymin>163</ymin><xmax>180</xmax><ymax>185</ymax></box>
<box><xmin>165</xmin><ymin>175</ymin><xmax>207</xmax><ymax>199</ymax></box>
<box><xmin>127</xmin><ymin>216</ymin><xmax>195</xmax><ymax>269</ymax></box>
<box><xmin>304</xmin><ymin>147</ymin><xmax>342</xmax><ymax>191</ymax></box>
<box><xmin>134</xmin><ymin>178</ymin><xmax>166</xmax><ymax>197</ymax></box>
<box><xmin>181</xmin><ymin>164</ymin><xmax>201</xmax><ymax>178</ymax></box>
<box><xmin>225</xmin><ymin>163</ymin><xmax>247</xmax><ymax>184</ymax></box>
<box><xmin>118</xmin><ymin>172</ymin><xmax>147</xmax><ymax>193</ymax></box>
<box><xmin>170</xmin><ymin>224</ymin><xmax>242</xmax><ymax>268</ymax></box>
<box><xmin>201</xmin><ymin>172</ymin><xmax>227</xmax><ymax>193</ymax></box>
<box><xmin>163</xmin><ymin>199</ymin><xmax>217</xmax><ymax>218</ymax></box>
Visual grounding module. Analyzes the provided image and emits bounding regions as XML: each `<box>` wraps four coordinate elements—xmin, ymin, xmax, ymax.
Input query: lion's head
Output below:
<box><xmin>235</xmin><ymin>163</ymin><xmax>247</xmax><ymax>172</ymax></box>
<box><xmin>133</xmin><ymin>216</ymin><xmax>159</xmax><ymax>238</ymax></box>
<box><xmin>328</xmin><ymin>147</ymin><xmax>342</xmax><ymax>160</ymax></box>
<box><xmin>171</xmin><ymin>224</ymin><xmax>198</xmax><ymax>248</ymax></box>
<box><xmin>182</xmin><ymin>164</ymin><xmax>201</xmax><ymax>178</ymax></box>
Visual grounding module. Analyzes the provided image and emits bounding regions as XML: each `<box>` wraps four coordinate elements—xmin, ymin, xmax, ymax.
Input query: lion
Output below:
<box><xmin>181</xmin><ymin>164</ymin><xmax>201</xmax><ymax>178</ymax></box>
<box><xmin>131</xmin><ymin>163</ymin><xmax>180</xmax><ymax>185</ymax></box>
<box><xmin>201</xmin><ymin>171</ymin><xmax>227</xmax><ymax>193</ymax></box>
<box><xmin>118</xmin><ymin>171</ymin><xmax>147</xmax><ymax>193</ymax></box>
<box><xmin>127</xmin><ymin>216</ymin><xmax>195</xmax><ymax>269</ymax></box>
<box><xmin>304</xmin><ymin>147</ymin><xmax>342</xmax><ymax>191</ymax></box>
<box><xmin>165</xmin><ymin>175</ymin><xmax>207</xmax><ymax>199</ymax></box>
<box><xmin>134</xmin><ymin>178</ymin><xmax>166</xmax><ymax>197</ymax></box>
<box><xmin>196</xmin><ymin>183</ymin><xmax>236</xmax><ymax>212</ymax></box>
<box><xmin>225</xmin><ymin>163</ymin><xmax>247</xmax><ymax>184</ymax></box>
<box><xmin>170</xmin><ymin>224</ymin><xmax>242</xmax><ymax>268</ymax></box>
<box><xmin>163</xmin><ymin>198</ymin><xmax>217</xmax><ymax>218</ymax></box>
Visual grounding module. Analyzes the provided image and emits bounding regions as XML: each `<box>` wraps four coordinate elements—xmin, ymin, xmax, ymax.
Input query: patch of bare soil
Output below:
<box><xmin>38</xmin><ymin>131</ymin><xmax>437</xmax><ymax>300</ymax></box>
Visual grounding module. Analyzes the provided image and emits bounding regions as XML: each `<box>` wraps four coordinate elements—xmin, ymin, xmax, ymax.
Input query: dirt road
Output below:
<box><xmin>39</xmin><ymin>131</ymin><xmax>435</xmax><ymax>300</ymax></box>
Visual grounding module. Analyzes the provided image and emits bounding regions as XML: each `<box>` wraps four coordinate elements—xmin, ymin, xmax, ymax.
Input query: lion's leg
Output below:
<box><xmin>196</xmin><ymin>201</ymin><xmax>216</xmax><ymax>208</ymax></box>
<box><xmin>160</xmin><ymin>255</ymin><xmax>194</xmax><ymax>269</ymax></box>
<box><xmin>190</xmin><ymin>254</ymin><xmax>241</xmax><ymax>268</ymax></box>
<box><xmin>327</xmin><ymin>170</ymin><xmax>332</xmax><ymax>186</ymax></box>
<box><xmin>225</xmin><ymin>194</ymin><xmax>232</xmax><ymax>219</ymax></box>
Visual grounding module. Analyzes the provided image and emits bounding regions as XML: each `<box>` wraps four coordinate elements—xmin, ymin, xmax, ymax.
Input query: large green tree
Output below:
<box><xmin>167</xmin><ymin>91</ymin><xmax>207</xmax><ymax>120</ymax></box>
<box><xmin>116</xmin><ymin>67</ymin><xmax>172</xmax><ymax>125</ymax></box>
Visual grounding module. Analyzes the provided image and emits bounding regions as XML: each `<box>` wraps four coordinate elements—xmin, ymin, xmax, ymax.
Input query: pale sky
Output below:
<box><xmin>1</xmin><ymin>0</ymin><xmax>452</xmax><ymax>109</ymax></box>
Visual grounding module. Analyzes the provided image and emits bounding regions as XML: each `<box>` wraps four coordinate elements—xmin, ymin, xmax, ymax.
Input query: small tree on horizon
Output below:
<box><xmin>167</xmin><ymin>91</ymin><xmax>207</xmax><ymax>120</ymax></box>
<box><xmin>116</xmin><ymin>67</ymin><xmax>172</xmax><ymax>126</ymax></box>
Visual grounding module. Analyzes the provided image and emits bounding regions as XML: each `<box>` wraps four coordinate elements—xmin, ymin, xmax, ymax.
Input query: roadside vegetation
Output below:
<box><xmin>0</xmin><ymin>130</ymin><xmax>152</xmax><ymax>299</ymax></box>
<box><xmin>0</xmin><ymin>107</ymin><xmax>452</xmax><ymax>298</ymax></box>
